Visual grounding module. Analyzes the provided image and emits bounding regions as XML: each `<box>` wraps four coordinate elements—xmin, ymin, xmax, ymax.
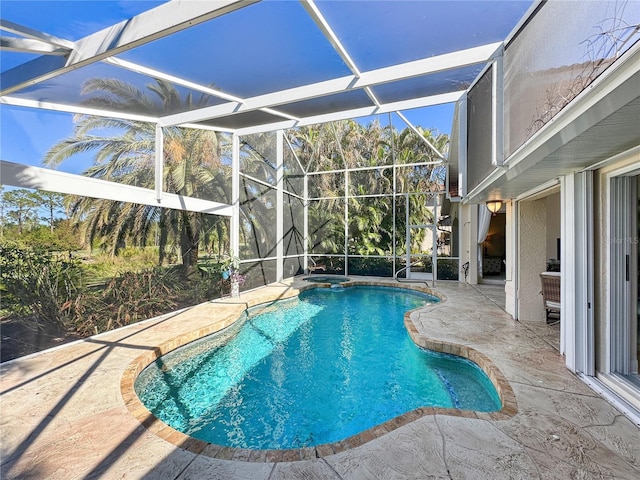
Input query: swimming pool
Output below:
<box><xmin>135</xmin><ymin>286</ymin><xmax>501</xmax><ymax>450</ymax></box>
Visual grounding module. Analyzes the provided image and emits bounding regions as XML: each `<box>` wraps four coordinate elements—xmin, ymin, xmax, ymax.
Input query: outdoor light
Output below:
<box><xmin>486</xmin><ymin>200</ymin><xmax>502</xmax><ymax>214</ymax></box>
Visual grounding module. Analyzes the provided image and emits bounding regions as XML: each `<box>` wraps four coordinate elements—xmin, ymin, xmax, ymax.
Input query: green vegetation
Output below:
<box><xmin>289</xmin><ymin>120</ymin><xmax>447</xmax><ymax>258</ymax></box>
<box><xmin>1</xmin><ymin>79</ymin><xmax>449</xmax><ymax>346</ymax></box>
<box><xmin>0</xmin><ymin>240</ymin><xmax>227</xmax><ymax>336</ymax></box>
<box><xmin>0</xmin><ymin>188</ymin><xmax>228</xmax><ymax>336</ymax></box>
<box><xmin>0</xmin><ymin>241</ymin><xmax>82</xmax><ymax>330</ymax></box>
<box><xmin>44</xmin><ymin>78</ymin><xmax>232</xmax><ymax>278</ymax></box>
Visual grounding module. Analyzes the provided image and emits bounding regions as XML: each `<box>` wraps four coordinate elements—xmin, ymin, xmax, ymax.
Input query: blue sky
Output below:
<box><xmin>0</xmin><ymin>103</ymin><xmax>455</xmax><ymax>175</ymax></box>
<box><xmin>1</xmin><ymin>1</ymin><xmax>167</xmax><ymax>174</ymax></box>
<box><xmin>0</xmin><ymin>0</ymin><xmax>497</xmax><ymax>175</ymax></box>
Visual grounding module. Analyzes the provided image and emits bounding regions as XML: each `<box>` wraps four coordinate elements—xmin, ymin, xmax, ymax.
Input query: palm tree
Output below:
<box><xmin>288</xmin><ymin>120</ymin><xmax>448</xmax><ymax>260</ymax></box>
<box><xmin>44</xmin><ymin>78</ymin><xmax>231</xmax><ymax>277</ymax></box>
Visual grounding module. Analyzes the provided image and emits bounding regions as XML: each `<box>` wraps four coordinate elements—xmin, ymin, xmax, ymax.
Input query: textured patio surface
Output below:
<box><xmin>1</xmin><ymin>278</ymin><xmax>639</xmax><ymax>479</ymax></box>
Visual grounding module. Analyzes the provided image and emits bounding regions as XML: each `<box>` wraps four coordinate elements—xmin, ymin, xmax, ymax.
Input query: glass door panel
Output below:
<box><xmin>610</xmin><ymin>173</ymin><xmax>639</xmax><ymax>389</ymax></box>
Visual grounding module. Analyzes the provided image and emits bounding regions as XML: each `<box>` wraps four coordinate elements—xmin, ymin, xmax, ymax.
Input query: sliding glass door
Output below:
<box><xmin>610</xmin><ymin>173</ymin><xmax>639</xmax><ymax>387</ymax></box>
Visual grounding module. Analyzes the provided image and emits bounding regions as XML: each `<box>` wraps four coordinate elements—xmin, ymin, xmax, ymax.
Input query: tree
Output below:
<box><xmin>36</xmin><ymin>191</ymin><xmax>66</xmax><ymax>234</ymax></box>
<box><xmin>44</xmin><ymin>79</ymin><xmax>232</xmax><ymax>277</ymax></box>
<box><xmin>288</xmin><ymin>120</ymin><xmax>449</xmax><ymax>259</ymax></box>
<box><xmin>1</xmin><ymin>188</ymin><xmax>40</xmax><ymax>235</ymax></box>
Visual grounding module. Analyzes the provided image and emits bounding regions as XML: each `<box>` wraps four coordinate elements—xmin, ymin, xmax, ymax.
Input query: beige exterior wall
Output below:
<box><xmin>517</xmin><ymin>198</ymin><xmax>548</xmax><ymax>322</ymax></box>
<box><xmin>545</xmin><ymin>192</ymin><xmax>561</xmax><ymax>261</ymax></box>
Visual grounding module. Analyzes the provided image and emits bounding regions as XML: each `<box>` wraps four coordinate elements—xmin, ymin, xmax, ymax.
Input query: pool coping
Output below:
<box><xmin>120</xmin><ymin>280</ymin><xmax>518</xmax><ymax>463</ymax></box>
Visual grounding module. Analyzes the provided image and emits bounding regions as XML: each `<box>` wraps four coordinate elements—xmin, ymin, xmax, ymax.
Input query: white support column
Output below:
<box><xmin>155</xmin><ymin>124</ymin><xmax>163</xmax><ymax>202</ymax></box>
<box><xmin>276</xmin><ymin>130</ymin><xmax>284</xmax><ymax>281</ymax></box>
<box><xmin>231</xmin><ymin>133</ymin><xmax>241</xmax><ymax>259</ymax></box>
<box><xmin>344</xmin><ymin>170</ymin><xmax>349</xmax><ymax>275</ymax></box>
<box><xmin>405</xmin><ymin>193</ymin><xmax>411</xmax><ymax>278</ymax></box>
<box><xmin>561</xmin><ymin>174</ymin><xmax>576</xmax><ymax>369</ymax></box>
<box><xmin>432</xmin><ymin>194</ymin><xmax>438</xmax><ymax>287</ymax></box>
<box><xmin>561</xmin><ymin>171</ymin><xmax>595</xmax><ymax>374</ymax></box>
<box><xmin>491</xmin><ymin>49</ymin><xmax>504</xmax><ymax>166</ymax></box>
<box><xmin>458</xmin><ymin>203</ymin><xmax>471</xmax><ymax>282</ymax></box>
<box><xmin>504</xmin><ymin>200</ymin><xmax>518</xmax><ymax>317</ymax></box>
<box><xmin>468</xmin><ymin>204</ymin><xmax>479</xmax><ymax>284</ymax></box>
<box><xmin>458</xmin><ymin>95</ymin><xmax>468</xmax><ymax>198</ymax></box>
<box><xmin>304</xmin><ymin>169</ymin><xmax>309</xmax><ymax>274</ymax></box>
<box><xmin>391</xmin><ymin>116</ymin><xmax>397</xmax><ymax>275</ymax></box>
<box><xmin>574</xmin><ymin>171</ymin><xmax>594</xmax><ymax>376</ymax></box>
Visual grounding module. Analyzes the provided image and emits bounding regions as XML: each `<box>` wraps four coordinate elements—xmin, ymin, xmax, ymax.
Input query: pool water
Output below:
<box><xmin>135</xmin><ymin>286</ymin><xmax>501</xmax><ymax>450</ymax></box>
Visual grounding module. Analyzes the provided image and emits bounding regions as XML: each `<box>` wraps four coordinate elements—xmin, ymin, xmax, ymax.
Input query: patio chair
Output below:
<box><xmin>540</xmin><ymin>272</ymin><xmax>561</xmax><ymax>324</ymax></box>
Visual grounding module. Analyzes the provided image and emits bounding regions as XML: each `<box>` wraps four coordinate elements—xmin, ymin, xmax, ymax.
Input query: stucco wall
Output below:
<box><xmin>518</xmin><ymin>199</ymin><xmax>547</xmax><ymax>322</ymax></box>
<box><xmin>546</xmin><ymin>192</ymin><xmax>561</xmax><ymax>261</ymax></box>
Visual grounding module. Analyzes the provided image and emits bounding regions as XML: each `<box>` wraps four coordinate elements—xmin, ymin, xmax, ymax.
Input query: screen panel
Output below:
<box><xmin>8</xmin><ymin>61</ymin><xmax>226</xmax><ymax>114</ymax></box>
<box><xmin>503</xmin><ymin>0</ymin><xmax>640</xmax><ymax>157</ymax></box>
<box><xmin>239</xmin><ymin>132</ymin><xmax>277</xmax><ymax>186</ymax></box>
<box><xmin>349</xmin><ymin>169</ymin><xmax>393</xmax><ymax>196</ymax></box>
<box><xmin>283</xmin><ymin>141</ymin><xmax>304</xmax><ymax>196</ymax></box>
<box><xmin>308</xmin><ymin>198</ymin><xmax>345</xmax><ymax>255</ymax></box>
<box><xmin>116</xmin><ymin>1</ymin><xmax>351</xmax><ymax>98</ymax></box>
<box><xmin>347</xmin><ymin>256</ymin><xmax>393</xmax><ymax>277</ymax></box>
<box><xmin>466</xmin><ymin>68</ymin><xmax>494</xmax><ymax>192</ymax></box>
<box><xmin>239</xmin><ymin>177</ymin><xmax>277</xmax><ymax>260</ymax></box>
<box><xmin>163</xmin><ymin>127</ymin><xmax>232</xmax><ymax>202</ymax></box>
<box><xmin>308</xmin><ymin>172</ymin><xmax>345</xmax><ymax>199</ymax></box>
<box><xmin>283</xmin><ymin>256</ymin><xmax>304</xmax><ymax>278</ymax></box>
<box><xmin>283</xmin><ymin>194</ymin><xmax>304</xmax><ymax>257</ymax></box>
<box><xmin>371</xmin><ymin>65</ymin><xmax>484</xmax><ymax>104</ymax></box>
<box><xmin>239</xmin><ymin>259</ymin><xmax>277</xmax><ymax>291</ymax></box>
<box><xmin>347</xmin><ymin>196</ymin><xmax>393</xmax><ymax>256</ymax></box>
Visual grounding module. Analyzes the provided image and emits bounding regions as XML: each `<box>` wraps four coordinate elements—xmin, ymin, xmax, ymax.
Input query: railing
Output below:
<box><xmin>394</xmin><ymin>259</ymin><xmax>432</xmax><ymax>288</ymax></box>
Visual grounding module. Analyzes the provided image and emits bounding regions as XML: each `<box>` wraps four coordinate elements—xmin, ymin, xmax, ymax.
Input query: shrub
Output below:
<box><xmin>347</xmin><ymin>257</ymin><xmax>394</xmax><ymax>276</ymax></box>
<box><xmin>71</xmin><ymin>267</ymin><xmax>180</xmax><ymax>335</ymax></box>
<box><xmin>0</xmin><ymin>241</ymin><xmax>81</xmax><ymax>331</ymax></box>
<box><xmin>437</xmin><ymin>259</ymin><xmax>459</xmax><ymax>280</ymax></box>
<box><xmin>1</xmin><ymin>242</ymin><xmax>230</xmax><ymax>338</ymax></box>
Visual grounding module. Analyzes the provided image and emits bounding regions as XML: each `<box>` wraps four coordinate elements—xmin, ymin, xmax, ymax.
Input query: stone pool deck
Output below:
<box><xmin>1</xmin><ymin>278</ymin><xmax>639</xmax><ymax>479</ymax></box>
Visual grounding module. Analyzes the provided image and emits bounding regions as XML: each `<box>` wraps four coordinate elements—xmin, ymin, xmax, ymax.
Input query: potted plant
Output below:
<box><xmin>229</xmin><ymin>269</ymin><xmax>246</xmax><ymax>297</ymax></box>
<box><xmin>220</xmin><ymin>255</ymin><xmax>246</xmax><ymax>297</ymax></box>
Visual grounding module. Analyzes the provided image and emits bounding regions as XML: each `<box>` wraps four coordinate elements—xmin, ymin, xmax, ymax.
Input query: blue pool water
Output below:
<box><xmin>135</xmin><ymin>286</ymin><xmax>501</xmax><ymax>449</ymax></box>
